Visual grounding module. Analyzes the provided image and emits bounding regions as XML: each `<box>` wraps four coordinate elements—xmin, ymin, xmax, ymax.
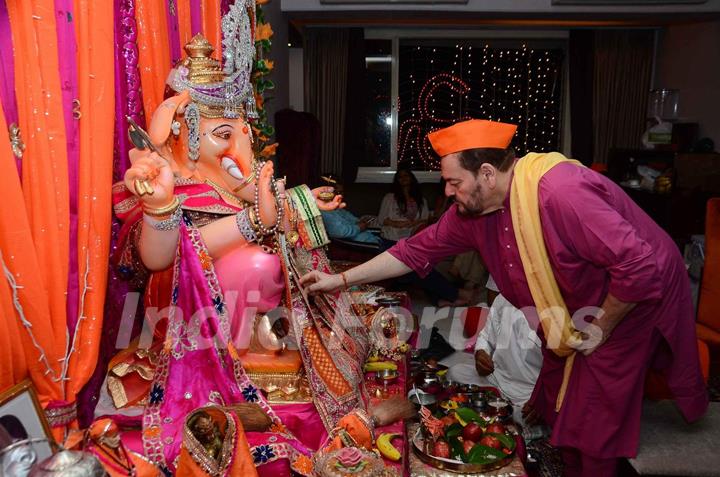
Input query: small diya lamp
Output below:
<box><xmin>318</xmin><ymin>175</ymin><xmax>338</xmax><ymax>202</ymax></box>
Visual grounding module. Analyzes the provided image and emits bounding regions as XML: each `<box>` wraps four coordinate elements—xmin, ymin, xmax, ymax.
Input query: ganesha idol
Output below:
<box><xmin>99</xmin><ymin>2</ymin><xmax>379</xmax><ymax>475</ymax></box>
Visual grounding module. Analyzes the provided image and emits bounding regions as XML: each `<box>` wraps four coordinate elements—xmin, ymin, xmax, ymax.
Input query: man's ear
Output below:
<box><xmin>479</xmin><ymin>163</ymin><xmax>497</xmax><ymax>184</ymax></box>
<box><xmin>147</xmin><ymin>90</ymin><xmax>192</xmax><ymax>147</ymax></box>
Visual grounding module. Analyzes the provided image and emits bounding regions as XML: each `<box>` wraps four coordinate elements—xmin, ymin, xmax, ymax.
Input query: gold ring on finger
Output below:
<box><xmin>134</xmin><ymin>179</ymin><xmax>147</xmax><ymax>196</ymax></box>
<box><xmin>142</xmin><ymin>180</ymin><xmax>155</xmax><ymax>195</ymax></box>
<box><xmin>134</xmin><ymin>179</ymin><xmax>154</xmax><ymax>196</ymax></box>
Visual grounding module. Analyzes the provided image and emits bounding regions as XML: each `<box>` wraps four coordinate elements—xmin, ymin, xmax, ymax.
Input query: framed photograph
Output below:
<box><xmin>0</xmin><ymin>380</ymin><xmax>55</xmax><ymax>476</ymax></box>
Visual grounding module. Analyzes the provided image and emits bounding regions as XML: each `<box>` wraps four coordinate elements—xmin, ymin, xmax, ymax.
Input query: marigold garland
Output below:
<box><xmin>251</xmin><ymin>1</ymin><xmax>278</xmax><ymax>159</ymax></box>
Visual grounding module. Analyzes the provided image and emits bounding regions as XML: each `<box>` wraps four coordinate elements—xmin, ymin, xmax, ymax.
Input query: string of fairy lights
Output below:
<box><xmin>397</xmin><ymin>42</ymin><xmax>564</xmax><ymax>170</ymax></box>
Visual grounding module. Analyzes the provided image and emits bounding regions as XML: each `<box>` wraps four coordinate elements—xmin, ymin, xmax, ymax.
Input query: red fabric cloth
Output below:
<box><xmin>697</xmin><ymin>198</ymin><xmax>720</xmax><ymax>346</ymax></box>
<box><xmin>388</xmin><ymin>161</ymin><xmax>708</xmax><ymax>459</ymax></box>
<box><xmin>463</xmin><ymin>306</ymin><xmax>484</xmax><ymax>339</ymax></box>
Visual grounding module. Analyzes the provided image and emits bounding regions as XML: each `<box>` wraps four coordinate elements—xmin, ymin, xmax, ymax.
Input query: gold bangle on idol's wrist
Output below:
<box><xmin>340</xmin><ymin>272</ymin><xmax>349</xmax><ymax>289</ymax></box>
<box><xmin>248</xmin><ymin>207</ymin><xmax>259</xmax><ymax>231</ymax></box>
<box><xmin>143</xmin><ymin>196</ymin><xmax>180</xmax><ymax>217</ymax></box>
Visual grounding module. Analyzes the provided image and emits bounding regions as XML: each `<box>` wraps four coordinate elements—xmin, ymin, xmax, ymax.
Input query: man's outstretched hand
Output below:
<box><xmin>299</xmin><ymin>270</ymin><xmax>344</xmax><ymax>295</ymax></box>
<box><xmin>370</xmin><ymin>397</ymin><xmax>415</xmax><ymax>427</ymax></box>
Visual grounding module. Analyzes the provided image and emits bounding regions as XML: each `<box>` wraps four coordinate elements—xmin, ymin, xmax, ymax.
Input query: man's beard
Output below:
<box><xmin>456</xmin><ymin>191</ymin><xmax>484</xmax><ymax>217</ymax></box>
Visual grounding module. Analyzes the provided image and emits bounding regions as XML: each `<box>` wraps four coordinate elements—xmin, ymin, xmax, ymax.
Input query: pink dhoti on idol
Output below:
<box><xmin>102</xmin><ymin>2</ymin><xmax>371</xmax><ymax>475</ymax></box>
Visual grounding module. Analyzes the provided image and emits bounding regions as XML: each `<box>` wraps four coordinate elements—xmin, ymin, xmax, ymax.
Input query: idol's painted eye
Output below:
<box><xmin>213</xmin><ymin>130</ymin><xmax>232</xmax><ymax>140</ymax></box>
<box><xmin>212</xmin><ymin>125</ymin><xmax>233</xmax><ymax>140</ymax></box>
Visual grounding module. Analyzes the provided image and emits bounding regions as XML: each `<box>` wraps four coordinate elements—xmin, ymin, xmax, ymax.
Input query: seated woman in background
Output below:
<box><xmin>378</xmin><ymin>167</ymin><xmax>429</xmax><ymax>245</ymax></box>
<box><xmin>378</xmin><ymin>168</ymin><xmax>472</xmax><ymax>306</ymax></box>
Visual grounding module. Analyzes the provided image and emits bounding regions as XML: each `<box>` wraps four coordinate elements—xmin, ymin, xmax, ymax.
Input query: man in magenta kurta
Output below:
<box><xmin>300</xmin><ymin>119</ymin><xmax>708</xmax><ymax>476</ymax></box>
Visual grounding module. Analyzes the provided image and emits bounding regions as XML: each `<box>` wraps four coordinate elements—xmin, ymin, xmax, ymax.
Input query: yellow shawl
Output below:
<box><xmin>510</xmin><ymin>152</ymin><xmax>585</xmax><ymax>411</ymax></box>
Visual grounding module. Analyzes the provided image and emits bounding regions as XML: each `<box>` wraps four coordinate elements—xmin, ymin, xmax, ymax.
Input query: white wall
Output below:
<box><xmin>655</xmin><ymin>20</ymin><xmax>720</xmax><ymax>145</ymax></box>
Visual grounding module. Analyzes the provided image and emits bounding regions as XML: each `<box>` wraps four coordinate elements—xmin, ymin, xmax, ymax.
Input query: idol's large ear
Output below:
<box><xmin>147</xmin><ymin>90</ymin><xmax>192</xmax><ymax>147</ymax></box>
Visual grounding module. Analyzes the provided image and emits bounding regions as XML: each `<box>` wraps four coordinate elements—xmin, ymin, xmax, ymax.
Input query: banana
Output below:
<box><xmin>376</xmin><ymin>432</ymin><xmax>402</xmax><ymax>461</ymax></box>
<box><xmin>440</xmin><ymin>400</ymin><xmax>459</xmax><ymax>411</ymax></box>
<box><xmin>363</xmin><ymin>361</ymin><xmax>398</xmax><ymax>372</ymax></box>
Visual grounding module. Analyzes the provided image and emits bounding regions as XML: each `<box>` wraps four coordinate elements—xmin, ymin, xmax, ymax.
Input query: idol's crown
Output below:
<box><xmin>179</xmin><ymin>34</ymin><xmax>225</xmax><ymax>85</ymax></box>
<box><xmin>166</xmin><ymin>0</ymin><xmax>258</xmax><ymax>119</ymax></box>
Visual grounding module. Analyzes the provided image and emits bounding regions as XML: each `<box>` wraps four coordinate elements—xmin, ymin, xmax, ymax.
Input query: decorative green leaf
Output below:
<box><xmin>466</xmin><ymin>444</ymin><xmax>506</xmax><ymax>464</ymax></box>
<box><xmin>455</xmin><ymin>407</ymin><xmax>483</xmax><ymax>424</ymax></box>
<box><xmin>487</xmin><ymin>432</ymin><xmax>515</xmax><ymax>451</ymax></box>
<box><xmin>256</xmin><ymin>79</ymin><xmax>272</xmax><ymax>93</ymax></box>
<box><xmin>448</xmin><ymin>436</ymin><xmax>466</xmax><ymax>463</ymax></box>
<box><xmin>445</xmin><ymin>423</ymin><xmax>463</xmax><ymax>439</ymax></box>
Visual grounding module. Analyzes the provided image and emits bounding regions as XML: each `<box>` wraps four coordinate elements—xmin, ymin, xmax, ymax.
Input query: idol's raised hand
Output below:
<box><xmin>255</xmin><ymin>160</ymin><xmax>278</xmax><ymax>228</ymax></box>
<box><xmin>299</xmin><ymin>270</ymin><xmax>345</xmax><ymax>295</ymax></box>
<box><xmin>124</xmin><ymin>149</ymin><xmax>175</xmax><ymax>209</ymax></box>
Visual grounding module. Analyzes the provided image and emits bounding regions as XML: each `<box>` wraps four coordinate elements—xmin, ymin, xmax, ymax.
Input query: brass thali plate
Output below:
<box><xmin>411</xmin><ymin>428</ymin><xmax>513</xmax><ymax>474</ymax></box>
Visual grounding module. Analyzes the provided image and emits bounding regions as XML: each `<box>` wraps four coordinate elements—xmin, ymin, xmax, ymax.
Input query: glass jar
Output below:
<box><xmin>647</xmin><ymin>89</ymin><xmax>679</xmax><ymax>121</ymax></box>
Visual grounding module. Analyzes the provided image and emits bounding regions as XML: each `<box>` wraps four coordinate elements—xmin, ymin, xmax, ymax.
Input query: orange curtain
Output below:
<box><xmin>177</xmin><ymin>0</ymin><xmax>193</xmax><ymax>53</ymax></box>
<box><xmin>201</xmin><ymin>0</ymin><xmax>222</xmax><ymax>58</ymax></box>
<box><xmin>5</xmin><ymin>0</ymin><xmax>68</xmax><ymax>413</ymax></box>
<box><xmin>0</xmin><ymin>106</ymin><xmax>30</xmax><ymax>392</ymax></box>
<box><xmin>135</xmin><ymin>0</ymin><xmax>172</xmax><ymax>121</ymax></box>
<box><xmin>66</xmin><ymin>0</ymin><xmax>114</xmax><ymax>402</ymax></box>
<box><xmin>3</xmin><ymin>0</ymin><xmax>115</xmax><ymax>439</ymax></box>
<box><xmin>8</xmin><ymin>0</ymin><xmax>70</xmax><ymax>354</ymax></box>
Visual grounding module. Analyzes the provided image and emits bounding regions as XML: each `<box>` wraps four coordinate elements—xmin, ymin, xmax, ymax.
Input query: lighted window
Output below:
<box><xmin>398</xmin><ymin>40</ymin><xmax>565</xmax><ymax>171</ymax></box>
<box><xmin>361</xmin><ymin>39</ymin><xmax>393</xmax><ymax>168</ymax></box>
<box><xmin>357</xmin><ymin>31</ymin><xmax>567</xmax><ymax>182</ymax></box>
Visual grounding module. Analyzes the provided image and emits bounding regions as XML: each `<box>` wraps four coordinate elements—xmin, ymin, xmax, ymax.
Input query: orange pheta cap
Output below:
<box><xmin>427</xmin><ymin>119</ymin><xmax>517</xmax><ymax>157</ymax></box>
